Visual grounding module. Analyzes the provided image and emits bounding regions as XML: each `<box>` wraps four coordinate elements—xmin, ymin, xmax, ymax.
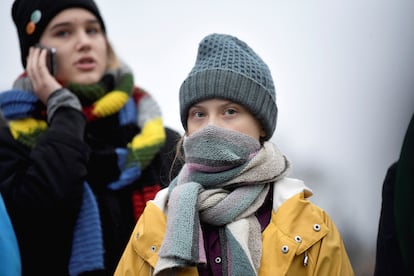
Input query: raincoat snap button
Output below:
<box><xmin>294</xmin><ymin>236</ymin><xmax>302</xmax><ymax>243</ymax></box>
<box><xmin>313</xmin><ymin>224</ymin><xmax>321</xmax><ymax>232</ymax></box>
<box><xmin>281</xmin><ymin>245</ymin><xmax>289</xmax><ymax>254</ymax></box>
<box><xmin>150</xmin><ymin>245</ymin><xmax>157</xmax><ymax>252</ymax></box>
<box><xmin>214</xmin><ymin>257</ymin><xmax>222</xmax><ymax>264</ymax></box>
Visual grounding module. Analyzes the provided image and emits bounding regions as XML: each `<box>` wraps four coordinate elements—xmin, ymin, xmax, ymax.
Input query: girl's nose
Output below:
<box><xmin>75</xmin><ymin>31</ymin><xmax>92</xmax><ymax>51</ymax></box>
<box><xmin>207</xmin><ymin>115</ymin><xmax>222</xmax><ymax>128</ymax></box>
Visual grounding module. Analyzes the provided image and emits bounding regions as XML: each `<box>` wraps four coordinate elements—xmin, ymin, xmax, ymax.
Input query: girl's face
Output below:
<box><xmin>187</xmin><ymin>98</ymin><xmax>266</xmax><ymax>141</ymax></box>
<box><xmin>39</xmin><ymin>8</ymin><xmax>108</xmax><ymax>85</ymax></box>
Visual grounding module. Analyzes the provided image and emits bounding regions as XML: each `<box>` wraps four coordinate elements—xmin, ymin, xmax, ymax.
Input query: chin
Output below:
<box><xmin>72</xmin><ymin>74</ymin><xmax>102</xmax><ymax>85</ymax></box>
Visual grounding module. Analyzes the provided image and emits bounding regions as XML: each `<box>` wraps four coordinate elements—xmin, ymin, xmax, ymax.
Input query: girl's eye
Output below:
<box><xmin>86</xmin><ymin>27</ymin><xmax>99</xmax><ymax>35</ymax></box>
<box><xmin>194</xmin><ymin>111</ymin><xmax>205</xmax><ymax>118</ymax></box>
<box><xmin>224</xmin><ymin>108</ymin><xmax>237</xmax><ymax>115</ymax></box>
<box><xmin>55</xmin><ymin>30</ymin><xmax>70</xmax><ymax>38</ymax></box>
<box><xmin>86</xmin><ymin>23</ymin><xmax>103</xmax><ymax>35</ymax></box>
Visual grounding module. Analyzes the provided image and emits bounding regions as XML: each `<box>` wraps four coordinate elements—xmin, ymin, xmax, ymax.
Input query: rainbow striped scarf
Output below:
<box><xmin>0</xmin><ymin>64</ymin><xmax>166</xmax><ymax>274</ymax></box>
<box><xmin>0</xmin><ymin>64</ymin><xmax>166</xmax><ymax>189</ymax></box>
<box><xmin>155</xmin><ymin>125</ymin><xmax>290</xmax><ymax>275</ymax></box>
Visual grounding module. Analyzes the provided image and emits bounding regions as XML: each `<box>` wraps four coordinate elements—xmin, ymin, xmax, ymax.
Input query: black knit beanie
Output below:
<box><xmin>12</xmin><ymin>0</ymin><xmax>106</xmax><ymax>69</ymax></box>
<box><xmin>179</xmin><ymin>33</ymin><xmax>278</xmax><ymax>141</ymax></box>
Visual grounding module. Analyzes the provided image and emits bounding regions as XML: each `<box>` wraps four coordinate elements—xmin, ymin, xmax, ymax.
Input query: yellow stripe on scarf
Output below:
<box><xmin>92</xmin><ymin>90</ymin><xmax>129</xmax><ymax>118</ymax></box>
<box><xmin>130</xmin><ymin>117</ymin><xmax>166</xmax><ymax>150</ymax></box>
<box><xmin>9</xmin><ymin>118</ymin><xmax>48</xmax><ymax>140</ymax></box>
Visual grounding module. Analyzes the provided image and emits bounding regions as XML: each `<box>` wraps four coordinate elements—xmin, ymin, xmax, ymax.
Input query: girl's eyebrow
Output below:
<box><xmin>49</xmin><ymin>19</ymin><xmax>100</xmax><ymax>31</ymax></box>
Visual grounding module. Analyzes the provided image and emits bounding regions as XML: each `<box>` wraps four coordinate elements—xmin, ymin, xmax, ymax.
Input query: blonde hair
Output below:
<box><xmin>106</xmin><ymin>39</ymin><xmax>120</xmax><ymax>69</ymax></box>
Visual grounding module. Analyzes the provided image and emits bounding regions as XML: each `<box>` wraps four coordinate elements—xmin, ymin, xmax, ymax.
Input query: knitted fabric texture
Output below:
<box><xmin>155</xmin><ymin>125</ymin><xmax>291</xmax><ymax>275</ymax></box>
<box><xmin>0</xmin><ymin>64</ymin><xmax>166</xmax><ymax>188</ymax></box>
<box><xmin>180</xmin><ymin>33</ymin><xmax>277</xmax><ymax>141</ymax></box>
<box><xmin>12</xmin><ymin>0</ymin><xmax>106</xmax><ymax>68</ymax></box>
<box><xmin>0</xmin><ymin>64</ymin><xmax>166</xmax><ymax>273</ymax></box>
<box><xmin>69</xmin><ymin>182</ymin><xmax>104</xmax><ymax>275</ymax></box>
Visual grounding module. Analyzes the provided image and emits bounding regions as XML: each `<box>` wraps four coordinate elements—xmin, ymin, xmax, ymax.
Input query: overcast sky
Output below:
<box><xmin>1</xmin><ymin>0</ymin><xmax>413</xmax><ymax>273</ymax></box>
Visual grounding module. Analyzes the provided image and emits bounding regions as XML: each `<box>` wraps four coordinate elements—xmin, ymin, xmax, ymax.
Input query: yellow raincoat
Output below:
<box><xmin>115</xmin><ymin>178</ymin><xmax>354</xmax><ymax>276</ymax></box>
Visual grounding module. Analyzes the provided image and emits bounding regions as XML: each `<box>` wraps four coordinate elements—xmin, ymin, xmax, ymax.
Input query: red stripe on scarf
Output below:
<box><xmin>82</xmin><ymin>105</ymin><xmax>98</xmax><ymax>121</ymax></box>
<box><xmin>132</xmin><ymin>86</ymin><xmax>148</xmax><ymax>104</ymax></box>
<box><xmin>132</xmin><ymin>185</ymin><xmax>161</xmax><ymax>221</ymax></box>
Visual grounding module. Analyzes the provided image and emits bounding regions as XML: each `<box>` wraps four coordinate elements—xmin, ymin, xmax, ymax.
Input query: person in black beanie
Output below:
<box><xmin>0</xmin><ymin>0</ymin><xmax>182</xmax><ymax>275</ymax></box>
<box><xmin>115</xmin><ymin>33</ymin><xmax>354</xmax><ymax>275</ymax></box>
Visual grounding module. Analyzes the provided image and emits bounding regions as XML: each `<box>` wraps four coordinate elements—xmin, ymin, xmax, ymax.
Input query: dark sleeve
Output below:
<box><xmin>0</xmin><ymin>107</ymin><xmax>89</xmax><ymax>211</ymax></box>
<box><xmin>394</xmin><ymin>113</ymin><xmax>414</xmax><ymax>275</ymax></box>
<box><xmin>374</xmin><ymin>162</ymin><xmax>404</xmax><ymax>276</ymax></box>
<box><xmin>0</xmin><ymin>107</ymin><xmax>91</xmax><ymax>274</ymax></box>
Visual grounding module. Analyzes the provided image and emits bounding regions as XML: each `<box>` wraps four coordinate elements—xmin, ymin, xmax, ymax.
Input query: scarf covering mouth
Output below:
<box><xmin>0</xmin><ymin>63</ymin><xmax>166</xmax><ymax>275</ymax></box>
<box><xmin>155</xmin><ymin>125</ymin><xmax>291</xmax><ymax>275</ymax></box>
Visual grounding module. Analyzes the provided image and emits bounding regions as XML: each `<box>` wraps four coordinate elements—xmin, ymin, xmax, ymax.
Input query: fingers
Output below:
<box><xmin>26</xmin><ymin>46</ymin><xmax>61</xmax><ymax>104</ymax></box>
<box><xmin>26</xmin><ymin>47</ymin><xmax>50</xmax><ymax>82</ymax></box>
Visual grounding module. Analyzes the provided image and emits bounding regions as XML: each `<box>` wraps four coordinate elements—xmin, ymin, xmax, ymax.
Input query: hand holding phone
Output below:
<box><xmin>30</xmin><ymin>44</ymin><xmax>61</xmax><ymax>104</ymax></box>
<box><xmin>35</xmin><ymin>44</ymin><xmax>57</xmax><ymax>76</ymax></box>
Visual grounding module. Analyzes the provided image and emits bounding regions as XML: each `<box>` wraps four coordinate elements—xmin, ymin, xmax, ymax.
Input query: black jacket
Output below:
<box><xmin>374</xmin><ymin>162</ymin><xmax>404</xmax><ymax>276</ymax></box>
<box><xmin>0</xmin><ymin>107</ymin><xmax>182</xmax><ymax>275</ymax></box>
<box><xmin>375</xmin><ymin>113</ymin><xmax>414</xmax><ymax>276</ymax></box>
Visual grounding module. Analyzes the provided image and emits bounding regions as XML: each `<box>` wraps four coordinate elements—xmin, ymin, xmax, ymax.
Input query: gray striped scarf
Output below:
<box><xmin>155</xmin><ymin>125</ymin><xmax>290</xmax><ymax>275</ymax></box>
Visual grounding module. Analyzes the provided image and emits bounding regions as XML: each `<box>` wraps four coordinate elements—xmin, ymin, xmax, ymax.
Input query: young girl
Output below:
<box><xmin>0</xmin><ymin>0</ymin><xmax>181</xmax><ymax>275</ymax></box>
<box><xmin>115</xmin><ymin>33</ymin><xmax>354</xmax><ymax>275</ymax></box>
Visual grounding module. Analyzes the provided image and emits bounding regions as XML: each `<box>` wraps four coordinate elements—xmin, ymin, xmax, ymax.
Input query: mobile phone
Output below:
<box><xmin>35</xmin><ymin>44</ymin><xmax>57</xmax><ymax>76</ymax></box>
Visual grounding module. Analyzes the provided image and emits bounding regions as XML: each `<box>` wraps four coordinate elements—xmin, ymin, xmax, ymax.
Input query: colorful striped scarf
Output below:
<box><xmin>155</xmin><ymin>125</ymin><xmax>290</xmax><ymax>275</ymax></box>
<box><xmin>1</xmin><ymin>64</ymin><xmax>166</xmax><ymax>180</ymax></box>
<box><xmin>0</xmin><ymin>63</ymin><xmax>166</xmax><ymax>274</ymax></box>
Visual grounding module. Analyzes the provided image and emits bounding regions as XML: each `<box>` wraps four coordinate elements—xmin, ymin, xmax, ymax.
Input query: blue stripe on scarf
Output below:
<box><xmin>107</xmin><ymin>148</ymin><xmax>141</xmax><ymax>190</ymax></box>
<box><xmin>118</xmin><ymin>98</ymin><xmax>136</xmax><ymax>126</ymax></box>
<box><xmin>69</xmin><ymin>183</ymin><xmax>104</xmax><ymax>276</ymax></box>
<box><xmin>0</xmin><ymin>90</ymin><xmax>39</xmax><ymax>119</ymax></box>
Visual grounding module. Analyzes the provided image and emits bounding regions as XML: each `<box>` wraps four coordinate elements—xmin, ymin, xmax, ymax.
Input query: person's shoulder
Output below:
<box><xmin>382</xmin><ymin>161</ymin><xmax>398</xmax><ymax>191</ymax></box>
<box><xmin>272</xmin><ymin>177</ymin><xmax>313</xmax><ymax>211</ymax></box>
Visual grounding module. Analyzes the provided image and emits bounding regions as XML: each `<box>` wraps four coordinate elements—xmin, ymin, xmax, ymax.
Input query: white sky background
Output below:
<box><xmin>1</xmin><ymin>0</ymin><xmax>414</xmax><ymax>272</ymax></box>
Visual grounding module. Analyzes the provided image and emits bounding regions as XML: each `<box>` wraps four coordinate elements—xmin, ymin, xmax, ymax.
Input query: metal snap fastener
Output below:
<box><xmin>313</xmin><ymin>224</ymin><xmax>321</xmax><ymax>232</ymax></box>
<box><xmin>150</xmin><ymin>245</ymin><xmax>157</xmax><ymax>252</ymax></box>
<box><xmin>135</xmin><ymin>232</ymin><xmax>140</xmax><ymax>239</ymax></box>
<box><xmin>281</xmin><ymin>245</ymin><xmax>289</xmax><ymax>253</ymax></box>
<box><xmin>294</xmin><ymin>236</ymin><xmax>302</xmax><ymax>243</ymax></box>
<box><xmin>214</xmin><ymin>257</ymin><xmax>222</xmax><ymax>263</ymax></box>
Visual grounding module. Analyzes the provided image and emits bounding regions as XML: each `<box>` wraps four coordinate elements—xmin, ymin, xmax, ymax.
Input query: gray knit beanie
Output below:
<box><xmin>179</xmin><ymin>33</ymin><xmax>277</xmax><ymax>141</ymax></box>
